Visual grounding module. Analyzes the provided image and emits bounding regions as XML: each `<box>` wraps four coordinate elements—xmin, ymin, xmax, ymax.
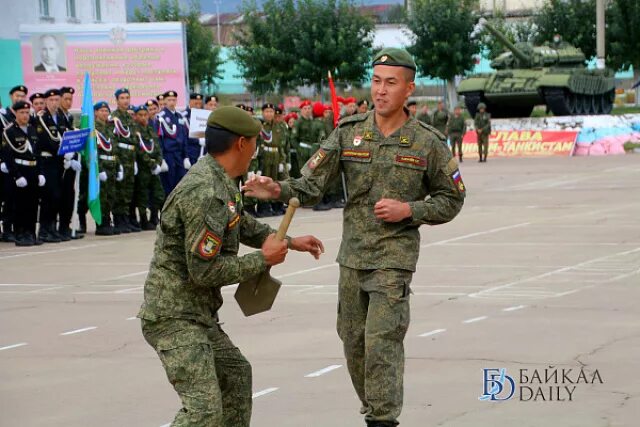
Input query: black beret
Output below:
<box><xmin>372</xmin><ymin>48</ymin><xmax>417</xmax><ymax>71</ymax></box>
<box><xmin>262</xmin><ymin>103</ymin><xmax>275</xmax><ymax>111</ymax></box>
<box><xmin>45</xmin><ymin>89</ymin><xmax>61</xmax><ymax>98</ymax></box>
<box><xmin>12</xmin><ymin>100</ymin><xmax>30</xmax><ymax>111</ymax></box>
<box><xmin>190</xmin><ymin>93</ymin><xmax>203</xmax><ymax>100</ymax></box>
<box><xmin>163</xmin><ymin>90</ymin><xmax>178</xmax><ymax>98</ymax></box>
<box><xmin>275</xmin><ymin>107</ymin><xmax>283</xmax><ymax>114</ymax></box>
<box><xmin>236</xmin><ymin>103</ymin><xmax>246</xmax><ymax>110</ymax></box>
<box><xmin>29</xmin><ymin>93</ymin><xmax>45</xmax><ymax>102</ymax></box>
<box><xmin>60</xmin><ymin>87</ymin><xmax>75</xmax><ymax>95</ymax></box>
<box><xmin>406</xmin><ymin>100</ymin><xmax>417</xmax><ymax>107</ymax></box>
<box><xmin>156</xmin><ymin>94</ymin><xmax>165</xmax><ymax>101</ymax></box>
<box><xmin>207</xmin><ymin>106</ymin><xmax>262</xmax><ymax>137</ymax></box>
<box><xmin>245</xmin><ymin>105</ymin><xmax>254</xmax><ymax>113</ymax></box>
<box><xmin>146</xmin><ymin>99</ymin><xmax>159</xmax><ymax>107</ymax></box>
<box><xmin>10</xmin><ymin>85</ymin><xmax>28</xmax><ymax>95</ymax></box>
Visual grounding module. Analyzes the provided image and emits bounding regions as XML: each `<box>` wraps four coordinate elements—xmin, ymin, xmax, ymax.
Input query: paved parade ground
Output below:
<box><xmin>1</xmin><ymin>154</ymin><xmax>639</xmax><ymax>427</ymax></box>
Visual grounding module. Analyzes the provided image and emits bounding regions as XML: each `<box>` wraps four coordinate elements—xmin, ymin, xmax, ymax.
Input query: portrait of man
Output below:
<box><xmin>34</xmin><ymin>34</ymin><xmax>67</xmax><ymax>73</ymax></box>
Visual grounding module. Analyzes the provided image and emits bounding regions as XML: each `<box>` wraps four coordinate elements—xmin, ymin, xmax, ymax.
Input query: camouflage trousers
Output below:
<box><xmin>141</xmin><ymin>318</ymin><xmax>252</xmax><ymax>427</ymax></box>
<box><xmin>449</xmin><ymin>133</ymin><xmax>463</xmax><ymax>158</ymax></box>
<box><xmin>477</xmin><ymin>133</ymin><xmax>489</xmax><ymax>159</ymax></box>
<box><xmin>337</xmin><ymin>267</ymin><xmax>412</xmax><ymax>426</ymax></box>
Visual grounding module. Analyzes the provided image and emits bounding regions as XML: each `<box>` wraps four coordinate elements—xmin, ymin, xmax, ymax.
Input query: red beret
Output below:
<box><xmin>346</xmin><ymin>97</ymin><xmax>357</xmax><ymax>104</ymax></box>
<box><xmin>336</xmin><ymin>96</ymin><xmax>345</xmax><ymax>104</ymax></box>
<box><xmin>299</xmin><ymin>100</ymin><xmax>312</xmax><ymax>108</ymax></box>
<box><xmin>312</xmin><ymin>101</ymin><xmax>325</xmax><ymax>118</ymax></box>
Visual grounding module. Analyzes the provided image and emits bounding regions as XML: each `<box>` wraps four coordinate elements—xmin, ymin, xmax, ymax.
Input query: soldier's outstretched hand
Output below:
<box><xmin>290</xmin><ymin>236</ymin><xmax>325</xmax><ymax>260</ymax></box>
<box><xmin>242</xmin><ymin>175</ymin><xmax>281</xmax><ymax>200</ymax></box>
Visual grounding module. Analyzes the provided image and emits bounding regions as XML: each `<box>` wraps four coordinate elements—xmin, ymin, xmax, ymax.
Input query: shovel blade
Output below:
<box><xmin>235</xmin><ymin>273</ymin><xmax>282</xmax><ymax>316</ymax></box>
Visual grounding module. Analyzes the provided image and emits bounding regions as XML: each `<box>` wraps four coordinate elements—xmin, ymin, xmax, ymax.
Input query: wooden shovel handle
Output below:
<box><xmin>275</xmin><ymin>198</ymin><xmax>300</xmax><ymax>241</ymax></box>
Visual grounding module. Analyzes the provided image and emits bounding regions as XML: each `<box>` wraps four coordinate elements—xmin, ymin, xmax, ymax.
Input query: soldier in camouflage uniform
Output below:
<box><xmin>132</xmin><ymin>104</ymin><xmax>166</xmax><ymax>230</ymax></box>
<box><xmin>256</xmin><ymin>103</ymin><xmax>288</xmax><ymax>217</ymax></box>
<box><xmin>111</xmin><ymin>88</ymin><xmax>141</xmax><ymax>233</ymax></box>
<box><xmin>446</xmin><ymin>106</ymin><xmax>467</xmax><ymax>162</ymax></box>
<box><xmin>290</xmin><ymin>100</ymin><xmax>325</xmax><ymax>178</ymax></box>
<box><xmin>245</xmin><ymin>48</ymin><xmax>465</xmax><ymax>427</ymax></box>
<box><xmin>431</xmin><ymin>100</ymin><xmax>449</xmax><ymax>136</ymax></box>
<box><xmin>138</xmin><ymin>106</ymin><xmax>323</xmax><ymax>427</ymax></box>
<box><xmin>416</xmin><ymin>104</ymin><xmax>432</xmax><ymax>126</ymax></box>
<box><xmin>94</xmin><ymin>101</ymin><xmax>119</xmax><ymax>236</ymax></box>
<box><xmin>474</xmin><ymin>102</ymin><xmax>491</xmax><ymax>163</ymax></box>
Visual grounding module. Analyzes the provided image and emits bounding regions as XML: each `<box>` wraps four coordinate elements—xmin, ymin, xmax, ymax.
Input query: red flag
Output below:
<box><xmin>328</xmin><ymin>71</ymin><xmax>339</xmax><ymax>128</ymax></box>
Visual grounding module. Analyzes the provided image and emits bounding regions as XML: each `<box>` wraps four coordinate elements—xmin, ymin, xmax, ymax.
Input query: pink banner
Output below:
<box><xmin>20</xmin><ymin>23</ymin><xmax>188</xmax><ymax>109</ymax></box>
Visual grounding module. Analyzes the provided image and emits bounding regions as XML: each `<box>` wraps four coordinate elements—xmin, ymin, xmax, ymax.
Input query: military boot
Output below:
<box><xmin>95</xmin><ymin>214</ymin><xmax>114</xmax><ymax>236</ymax></box>
<box><xmin>38</xmin><ymin>222</ymin><xmax>61</xmax><ymax>243</ymax></box>
<box><xmin>140</xmin><ymin>212</ymin><xmax>155</xmax><ymax>231</ymax></box>
<box><xmin>256</xmin><ymin>202</ymin><xmax>273</xmax><ymax>218</ymax></box>
<box><xmin>270</xmin><ymin>202</ymin><xmax>285</xmax><ymax>216</ymax></box>
<box><xmin>312</xmin><ymin>196</ymin><xmax>332</xmax><ymax>211</ymax></box>
<box><xmin>149</xmin><ymin>208</ymin><xmax>159</xmax><ymax>227</ymax></box>
<box><xmin>126</xmin><ymin>215</ymin><xmax>142</xmax><ymax>233</ymax></box>
<box><xmin>14</xmin><ymin>228</ymin><xmax>34</xmax><ymax>247</ymax></box>
<box><xmin>115</xmin><ymin>215</ymin><xmax>130</xmax><ymax>234</ymax></box>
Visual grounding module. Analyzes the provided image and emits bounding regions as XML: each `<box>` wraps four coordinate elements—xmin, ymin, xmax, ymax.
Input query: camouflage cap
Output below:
<box><xmin>477</xmin><ymin>102</ymin><xmax>487</xmax><ymax>109</ymax></box>
<box><xmin>372</xmin><ymin>48</ymin><xmax>416</xmax><ymax>71</ymax></box>
<box><xmin>207</xmin><ymin>106</ymin><xmax>261</xmax><ymax>137</ymax></box>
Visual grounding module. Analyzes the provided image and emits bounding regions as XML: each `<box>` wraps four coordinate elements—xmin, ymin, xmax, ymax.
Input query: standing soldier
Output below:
<box><xmin>1</xmin><ymin>85</ymin><xmax>29</xmax><ymax>242</ymax></box>
<box><xmin>29</xmin><ymin>93</ymin><xmax>46</xmax><ymax>115</ymax></box>
<box><xmin>291</xmin><ymin>100</ymin><xmax>324</xmax><ymax>178</ymax></box>
<box><xmin>157</xmin><ymin>90</ymin><xmax>189</xmax><ymax>195</ymax></box>
<box><xmin>244</xmin><ymin>47</ymin><xmax>465</xmax><ymax>427</ymax></box>
<box><xmin>1</xmin><ymin>100</ymin><xmax>45</xmax><ymax>246</ymax></box>
<box><xmin>58</xmin><ymin>86</ymin><xmax>84</xmax><ymax>239</ymax></box>
<box><xmin>431</xmin><ymin>100</ymin><xmax>449</xmax><ymax>137</ymax></box>
<box><xmin>183</xmin><ymin>93</ymin><xmax>205</xmax><ymax>166</ymax></box>
<box><xmin>204</xmin><ymin>95</ymin><xmax>218</xmax><ymax>111</ymax></box>
<box><xmin>256</xmin><ymin>103</ymin><xmax>288</xmax><ymax>217</ymax></box>
<box><xmin>111</xmin><ymin>88</ymin><xmax>141</xmax><ymax>233</ymax></box>
<box><xmin>474</xmin><ymin>102</ymin><xmax>491</xmax><ymax>163</ymax></box>
<box><xmin>446</xmin><ymin>106</ymin><xmax>467</xmax><ymax>162</ymax></box>
<box><xmin>93</xmin><ymin>101</ymin><xmax>118</xmax><ymax>236</ymax></box>
<box><xmin>274</xmin><ymin>105</ymin><xmax>285</xmax><ymax>124</ymax></box>
<box><xmin>156</xmin><ymin>94</ymin><xmax>166</xmax><ymax>110</ymax></box>
<box><xmin>132</xmin><ymin>104</ymin><xmax>166</xmax><ymax>230</ymax></box>
<box><xmin>357</xmin><ymin>99</ymin><xmax>369</xmax><ymax>114</ymax></box>
<box><xmin>416</xmin><ymin>104</ymin><xmax>431</xmax><ymax>125</ymax></box>
<box><xmin>406</xmin><ymin>100</ymin><xmax>417</xmax><ymax>117</ymax></box>
<box><xmin>138</xmin><ymin>106</ymin><xmax>323</xmax><ymax>427</ymax></box>
<box><xmin>146</xmin><ymin>99</ymin><xmax>160</xmax><ymax>123</ymax></box>
<box><xmin>34</xmin><ymin>89</ymin><xmax>65</xmax><ymax>243</ymax></box>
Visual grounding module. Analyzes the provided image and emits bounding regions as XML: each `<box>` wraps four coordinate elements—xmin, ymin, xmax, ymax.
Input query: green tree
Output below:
<box><xmin>533</xmin><ymin>0</ymin><xmax>597</xmax><ymax>60</ymax></box>
<box><xmin>607</xmin><ymin>0</ymin><xmax>640</xmax><ymax>104</ymax></box>
<box><xmin>481</xmin><ymin>13</ymin><xmax>539</xmax><ymax>61</ymax></box>
<box><xmin>133</xmin><ymin>0</ymin><xmax>222</xmax><ymax>88</ymax></box>
<box><xmin>406</xmin><ymin>0</ymin><xmax>480</xmax><ymax>106</ymax></box>
<box><xmin>233</xmin><ymin>0</ymin><xmax>375</xmax><ymax>95</ymax></box>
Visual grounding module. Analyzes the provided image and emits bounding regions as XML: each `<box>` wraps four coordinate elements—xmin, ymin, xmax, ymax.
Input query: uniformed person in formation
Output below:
<box><xmin>291</xmin><ymin>100</ymin><xmax>325</xmax><ymax>178</ymax></box>
<box><xmin>256</xmin><ymin>103</ymin><xmax>288</xmax><ymax>217</ymax></box>
<box><xmin>35</xmin><ymin>89</ymin><xmax>70</xmax><ymax>243</ymax></box>
<box><xmin>156</xmin><ymin>94</ymin><xmax>166</xmax><ymax>110</ymax></box>
<box><xmin>111</xmin><ymin>88</ymin><xmax>141</xmax><ymax>233</ymax></box>
<box><xmin>93</xmin><ymin>101</ymin><xmax>119</xmax><ymax>236</ymax></box>
<box><xmin>29</xmin><ymin>93</ymin><xmax>46</xmax><ymax>116</ymax></box>
<box><xmin>431</xmin><ymin>100</ymin><xmax>449</xmax><ymax>136</ymax></box>
<box><xmin>474</xmin><ymin>102</ymin><xmax>491</xmax><ymax>162</ymax></box>
<box><xmin>132</xmin><ymin>104</ymin><xmax>166</xmax><ymax>230</ymax></box>
<box><xmin>157</xmin><ymin>90</ymin><xmax>189</xmax><ymax>195</ymax></box>
<box><xmin>138</xmin><ymin>106</ymin><xmax>323</xmax><ymax>427</ymax></box>
<box><xmin>416</xmin><ymin>104</ymin><xmax>432</xmax><ymax>125</ymax></box>
<box><xmin>1</xmin><ymin>85</ymin><xmax>29</xmax><ymax>242</ymax></box>
<box><xmin>446</xmin><ymin>105</ymin><xmax>467</xmax><ymax>162</ymax></box>
<box><xmin>406</xmin><ymin>100</ymin><xmax>418</xmax><ymax>117</ymax></box>
<box><xmin>244</xmin><ymin>48</ymin><xmax>465</xmax><ymax>427</ymax></box>
<box><xmin>204</xmin><ymin>95</ymin><xmax>218</xmax><ymax>111</ymax></box>
<box><xmin>1</xmin><ymin>101</ymin><xmax>45</xmax><ymax>246</ymax></box>
<box><xmin>183</xmin><ymin>93</ymin><xmax>204</xmax><ymax>166</ymax></box>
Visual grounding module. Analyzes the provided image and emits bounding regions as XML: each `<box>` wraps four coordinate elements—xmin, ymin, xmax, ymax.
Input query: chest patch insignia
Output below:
<box><xmin>353</xmin><ymin>135</ymin><xmax>362</xmax><ymax>146</ymax></box>
<box><xmin>341</xmin><ymin>149</ymin><xmax>371</xmax><ymax>159</ymax></box>
<box><xmin>399</xmin><ymin>136</ymin><xmax>411</xmax><ymax>147</ymax></box>
<box><xmin>228</xmin><ymin>201</ymin><xmax>236</xmax><ymax>214</ymax></box>
<box><xmin>193</xmin><ymin>229</ymin><xmax>222</xmax><ymax>260</ymax></box>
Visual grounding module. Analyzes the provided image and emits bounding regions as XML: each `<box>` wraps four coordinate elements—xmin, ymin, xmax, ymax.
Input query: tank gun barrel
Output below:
<box><xmin>476</xmin><ymin>18</ymin><xmax>530</xmax><ymax>65</ymax></box>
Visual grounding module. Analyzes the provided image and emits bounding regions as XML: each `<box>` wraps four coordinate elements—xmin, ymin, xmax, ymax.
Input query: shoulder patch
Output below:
<box><xmin>447</xmin><ymin>158</ymin><xmax>459</xmax><ymax>173</ymax></box>
<box><xmin>338</xmin><ymin>112</ymin><xmax>369</xmax><ymax>128</ymax></box>
<box><xmin>451</xmin><ymin>169</ymin><xmax>466</xmax><ymax>194</ymax></box>
<box><xmin>192</xmin><ymin>228</ymin><xmax>222</xmax><ymax>260</ymax></box>
<box><xmin>308</xmin><ymin>148</ymin><xmax>327</xmax><ymax>170</ymax></box>
<box><xmin>418</xmin><ymin>121</ymin><xmax>446</xmax><ymax>141</ymax></box>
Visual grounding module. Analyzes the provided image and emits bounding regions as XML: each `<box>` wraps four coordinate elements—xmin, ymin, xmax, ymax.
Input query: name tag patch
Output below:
<box><xmin>341</xmin><ymin>149</ymin><xmax>371</xmax><ymax>160</ymax></box>
<box><xmin>395</xmin><ymin>155</ymin><xmax>426</xmax><ymax>167</ymax></box>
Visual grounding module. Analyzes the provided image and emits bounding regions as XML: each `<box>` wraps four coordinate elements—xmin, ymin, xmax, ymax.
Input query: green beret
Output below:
<box><xmin>372</xmin><ymin>48</ymin><xmax>417</xmax><ymax>71</ymax></box>
<box><xmin>207</xmin><ymin>106</ymin><xmax>261</xmax><ymax>138</ymax></box>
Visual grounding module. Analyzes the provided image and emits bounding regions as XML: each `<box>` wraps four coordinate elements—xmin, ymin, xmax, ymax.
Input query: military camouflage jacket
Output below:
<box><xmin>278</xmin><ymin>111</ymin><xmax>465</xmax><ymax>271</ymax></box>
<box><xmin>447</xmin><ymin>115</ymin><xmax>467</xmax><ymax>135</ymax></box>
<box><xmin>136</xmin><ymin>123</ymin><xmax>163</xmax><ymax>171</ymax></box>
<box><xmin>95</xmin><ymin>119</ymin><xmax>118</xmax><ymax>171</ymax></box>
<box><xmin>138</xmin><ymin>155</ymin><xmax>275</xmax><ymax>326</ymax></box>
<box><xmin>292</xmin><ymin>116</ymin><xmax>325</xmax><ymax>149</ymax></box>
<box><xmin>474</xmin><ymin>112</ymin><xmax>491</xmax><ymax>136</ymax></box>
<box><xmin>259</xmin><ymin>119</ymin><xmax>288</xmax><ymax>163</ymax></box>
<box><xmin>432</xmin><ymin>109</ymin><xmax>450</xmax><ymax>133</ymax></box>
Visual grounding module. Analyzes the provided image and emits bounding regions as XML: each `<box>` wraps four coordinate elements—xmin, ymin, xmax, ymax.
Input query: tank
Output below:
<box><xmin>457</xmin><ymin>18</ymin><xmax>616</xmax><ymax>118</ymax></box>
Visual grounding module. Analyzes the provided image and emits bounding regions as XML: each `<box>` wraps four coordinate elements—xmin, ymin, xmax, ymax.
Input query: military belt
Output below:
<box><xmin>118</xmin><ymin>143</ymin><xmax>136</xmax><ymax>151</ymax></box>
<box><xmin>99</xmin><ymin>155</ymin><xmax>116</xmax><ymax>161</ymax></box>
<box><xmin>262</xmin><ymin>146</ymin><xmax>278</xmax><ymax>153</ymax></box>
<box><xmin>40</xmin><ymin>151</ymin><xmax>53</xmax><ymax>157</ymax></box>
<box><xmin>15</xmin><ymin>159</ymin><xmax>37</xmax><ymax>167</ymax></box>
<box><xmin>299</xmin><ymin>142</ymin><xmax>312</xmax><ymax>149</ymax></box>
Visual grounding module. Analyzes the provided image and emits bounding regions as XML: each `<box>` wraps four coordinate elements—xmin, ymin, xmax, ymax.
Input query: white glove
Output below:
<box><xmin>152</xmin><ymin>165</ymin><xmax>161</xmax><ymax>175</ymax></box>
<box><xmin>64</xmin><ymin>153</ymin><xmax>74</xmax><ymax>161</ymax></box>
<box><xmin>63</xmin><ymin>159</ymin><xmax>71</xmax><ymax>170</ymax></box>
<box><xmin>133</xmin><ymin>161</ymin><xmax>138</xmax><ymax>176</ymax></box>
<box><xmin>160</xmin><ymin>159</ymin><xmax>169</xmax><ymax>172</ymax></box>
<box><xmin>247</xmin><ymin>171</ymin><xmax>256</xmax><ymax>180</ymax></box>
<box><xmin>183</xmin><ymin>158</ymin><xmax>192</xmax><ymax>170</ymax></box>
<box><xmin>199</xmin><ymin>138</ymin><xmax>206</xmax><ymax>147</ymax></box>
<box><xmin>278</xmin><ymin>163</ymin><xmax>285</xmax><ymax>173</ymax></box>
<box><xmin>70</xmin><ymin>159</ymin><xmax>82</xmax><ymax>172</ymax></box>
<box><xmin>256</xmin><ymin>170</ymin><xmax>262</xmax><ymax>176</ymax></box>
<box><xmin>16</xmin><ymin>177</ymin><xmax>28</xmax><ymax>188</ymax></box>
<box><xmin>99</xmin><ymin>171</ymin><xmax>108</xmax><ymax>182</ymax></box>
<box><xmin>116</xmin><ymin>165</ymin><xmax>124</xmax><ymax>182</ymax></box>
<box><xmin>287</xmin><ymin>163</ymin><xmax>291</xmax><ymax>171</ymax></box>
<box><xmin>0</xmin><ymin>162</ymin><xmax>8</xmax><ymax>174</ymax></box>
<box><xmin>38</xmin><ymin>175</ymin><xmax>46</xmax><ymax>187</ymax></box>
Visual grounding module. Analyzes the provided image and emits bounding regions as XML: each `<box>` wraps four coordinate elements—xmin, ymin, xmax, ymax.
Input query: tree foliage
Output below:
<box><xmin>406</xmin><ymin>0</ymin><xmax>480</xmax><ymax>82</ymax></box>
<box><xmin>481</xmin><ymin>13</ymin><xmax>539</xmax><ymax>61</ymax></box>
<box><xmin>233</xmin><ymin>0</ymin><xmax>375</xmax><ymax>95</ymax></box>
<box><xmin>606</xmin><ymin>0</ymin><xmax>640</xmax><ymax>72</ymax></box>
<box><xmin>133</xmin><ymin>0</ymin><xmax>222</xmax><ymax>88</ymax></box>
<box><xmin>533</xmin><ymin>0</ymin><xmax>597</xmax><ymax>60</ymax></box>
